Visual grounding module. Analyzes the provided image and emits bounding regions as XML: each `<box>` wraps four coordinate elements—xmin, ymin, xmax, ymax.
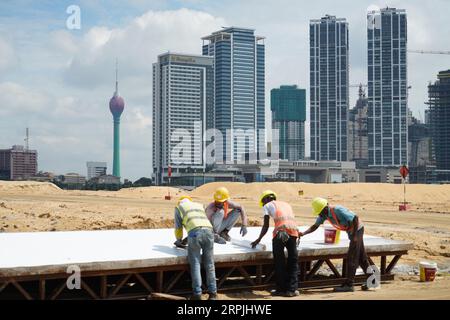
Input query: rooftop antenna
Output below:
<box><xmin>115</xmin><ymin>58</ymin><xmax>119</xmax><ymax>95</ymax></box>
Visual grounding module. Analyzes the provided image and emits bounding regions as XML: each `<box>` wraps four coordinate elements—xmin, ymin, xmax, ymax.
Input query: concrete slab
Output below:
<box><xmin>0</xmin><ymin>227</ymin><xmax>413</xmax><ymax>278</ymax></box>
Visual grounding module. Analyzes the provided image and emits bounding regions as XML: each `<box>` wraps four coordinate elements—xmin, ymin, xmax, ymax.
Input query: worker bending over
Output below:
<box><xmin>300</xmin><ymin>197</ymin><xmax>372</xmax><ymax>292</ymax></box>
<box><xmin>206</xmin><ymin>187</ymin><xmax>248</xmax><ymax>244</ymax></box>
<box><xmin>174</xmin><ymin>196</ymin><xmax>217</xmax><ymax>300</ymax></box>
<box><xmin>251</xmin><ymin>190</ymin><xmax>300</xmax><ymax>297</ymax></box>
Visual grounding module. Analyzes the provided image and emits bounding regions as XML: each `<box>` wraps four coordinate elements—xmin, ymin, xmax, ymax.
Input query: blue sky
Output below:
<box><xmin>1</xmin><ymin>0</ymin><xmax>449</xmax><ymax>181</ymax></box>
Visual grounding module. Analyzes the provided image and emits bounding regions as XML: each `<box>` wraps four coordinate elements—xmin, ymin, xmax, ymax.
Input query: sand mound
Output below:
<box><xmin>116</xmin><ymin>186</ymin><xmax>187</xmax><ymax>199</ymax></box>
<box><xmin>0</xmin><ymin>181</ymin><xmax>61</xmax><ymax>194</ymax></box>
<box><xmin>191</xmin><ymin>182</ymin><xmax>450</xmax><ymax>208</ymax></box>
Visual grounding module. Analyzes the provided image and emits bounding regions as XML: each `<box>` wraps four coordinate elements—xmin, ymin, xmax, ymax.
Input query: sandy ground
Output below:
<box><xmin>1</xmin><ymin>181</ymin><xmax>449</xmax><ymax>299</ymax></box>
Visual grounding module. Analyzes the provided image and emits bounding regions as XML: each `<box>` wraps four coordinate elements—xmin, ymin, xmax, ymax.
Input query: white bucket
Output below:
<box><xmin>419</xmin><ymin>261</ymin><xmax>437</xmax><ymax>282</ymax></box>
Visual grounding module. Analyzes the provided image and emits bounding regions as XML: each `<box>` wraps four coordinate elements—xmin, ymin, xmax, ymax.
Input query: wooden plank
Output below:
<box><xmin>149</xmin><ymin>292</ymin><xmax>186</xmax><ymax>300</ymax></box>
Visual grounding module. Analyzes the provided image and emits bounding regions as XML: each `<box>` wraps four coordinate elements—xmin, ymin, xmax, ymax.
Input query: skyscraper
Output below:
<box><xmin>202</xmin><ymin>27</ymin><xmax>265</xmax><ymax>162</ymax></box>
<box><xmin>428</xmin><ymin>70</ymin><xmax>450</xmax><ymax>171</ymax></box>
<box><xmin>0</xmin><ymin>145</ymin><xmax>37</xmax><ymax>180</ymax></box>
<box><xmin>271</xmin><ymin>85</ymin><xmax>306</xmax><ymax>161</ymax></box>
<box><xmin>367</xmin><ymin>7</ymin><xmax>408</xmax><ymax>167</ymax></box>
<box><xmin>109</xmin><ymin>61</ymin><xmax>125</xmax><ymax>178</ymax></box>
<box><xmin>310</xmin><ymin>15</ymin><xmax>349</xmax><ymax>162</ymax></box>
<box><xmin>348</xmin><ymin>85</ymin><xmax>369</xmax><ymax>168</ymax></box>
<box><xmin>152</xmin><ymin>53</ymin><xmax>214</xmax><ymax>185</ymax></box>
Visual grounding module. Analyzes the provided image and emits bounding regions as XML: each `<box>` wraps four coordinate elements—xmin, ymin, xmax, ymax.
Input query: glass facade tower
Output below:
<box><xmin>310</xmin><ymin>15</ymin><xmax>349</xmax><ymax>161</ymax></box>
<box><xmin>271</xmin><ymin>85</ymin><xmax>306</xmax><ymax>161</ymax></box>
<box><xmin>202</xmin><ymin>27</ymin><xmax>265</xmax><ymax>162</ymax></box>
<box><xmin>367</xmin><ymin>7</ymin><xmax>408</xmax><ymax>167</ymax></box>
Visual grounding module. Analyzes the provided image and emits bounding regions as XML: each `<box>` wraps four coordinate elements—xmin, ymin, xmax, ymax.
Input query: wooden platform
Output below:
<box><xmin>0</xmin><ymin>227</ymin><xmax>413</xmax><ymax>299</ymax></box>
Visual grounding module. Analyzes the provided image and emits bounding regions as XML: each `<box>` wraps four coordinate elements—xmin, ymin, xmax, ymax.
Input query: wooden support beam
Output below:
<box><xmin>164</xmin><ymin>271</ymin><xmax>185</xmax><ymax>293</ymax></box>
<box><xmin>256</xmin><ymin>265</ymin><xmax>263</xmax><ymax>285</ymax></box>
<box><xmin>108</xmin><ymin>274</ymin><xmax>132</xmax><ymax>298</ymax></box>
<box><xmin>81</xmin><ymin>280</ymin><xmax>99</xmax><ymax>300</ymax></box>
<box><xmin>381</xmin><ymin>256</ymin><xmax>387</xmax><ymax>274</ymax></box>
<box><xmin>299</xmin><ymin>262</ymin><xmax>307</xmax><ymax>281</ymax></box>
<box><xmin>305</xmin><ymin>260</ymin><xmax>324</xmax><ymax>281</ymax></box>
<box><xmin>342</xmin><ymin>259</ymin><xmax>347</xmax><ymax>277</ymax></box>
<box><xmin>237</xmin><ymin>266</ymin><xmax>255</xmax><ymax>286</ymax></box>
<box><xmin>386</xmin><ymin>255</ymin><xmax>402</xmax><ymax>274</ymax></box>
<box><xmin>0</xmin><ymin>282</ymin><xmax>9</xmax><ymax>293</ymax></box>
<box><xmin>11</xmin><ymin>280</ymin><xmax>33</xmax><ymax>300</ymax></box>
<box><xmin>100</xmin><ymin>276</ymin><xmax>107</xmax><ymax>299</ymax></box>
<box><xmin>218</xmin><ymin>267</ymin><xmax>236</xmax><ymax>288</ymax></box>
<box><xmin>156</xmin><ymin>271</ymin><xmax>163</xmax><ymax>292</ymax></box>
<box><xmin>50</xmin><ymin>280</ymin><xmax>67</xmax><ymax>300</ymax></box>
<box><xmin>325</xmin><ymin>260</ymin><xmax>341</xmax><ymax>278</ymax></box>
<box><xmin>39</xmin><ymin>280</ymin><xmax>46</xmax><ymax>300</ymax></box>
<box><xmin>134</xmin><ymin>273</ymin><xmax>154</xmax><ymax>293</ymax></box>
<box><xmin>367</xmin><ymin>256</ymin><xmax>376</xmax><ymax>267</ymax></box>
<box><xmin>263</xmin><ymin>270</ymin><xmax>275</xmax><ymax>284</ymax></box>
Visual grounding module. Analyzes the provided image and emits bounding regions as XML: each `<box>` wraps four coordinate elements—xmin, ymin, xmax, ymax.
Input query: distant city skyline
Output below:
<box><xmin>0</xmin><ymin>1</ymin><xmax>449</xmax><ymax>180</ymax></box>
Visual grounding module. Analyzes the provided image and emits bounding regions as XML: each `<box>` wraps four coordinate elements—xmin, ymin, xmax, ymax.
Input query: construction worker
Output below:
<box><xmin>174</xmin><ymin>196</ymin><xmax>217</xmax><ymax>300</ymax></box>
<box><xmin>251</xmin><ymin>190</ymin><xmax>300</xmax><ymax>297</ymax></box>
<box><xmin>205</xmin><ymin>187</ymin><xmax>248</xmax><ymax>244</ymax></box>
<box><xmin>299</xmin><ymin>197</ymin><xmax>371</xmax><ymax>292</ymax></box>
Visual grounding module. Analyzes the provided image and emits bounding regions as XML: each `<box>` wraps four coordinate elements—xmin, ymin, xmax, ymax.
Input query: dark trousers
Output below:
<box><xmin>272</xmin><ymin>235</ymin><xmax>298</xmax><ymax>292</ymax></box>
<box><xmin>345</xmin><ymin>227</ymin><xmax>370</xmax><ymax>286</ymax></box>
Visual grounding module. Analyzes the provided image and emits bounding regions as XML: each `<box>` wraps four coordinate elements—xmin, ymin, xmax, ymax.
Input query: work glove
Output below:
<box><xmin>240</xmin><ymin>225</ymin><xmax>248</xmax><ymax>237</ymax></box>
<box><xmin>174</xmin><ymin>239</ymin><xmax>187</xmax><ymax>249</ymax></box>
<box><xmin>214</xmin><ymin>233</ymin><xmax>226</xmax><ymax>244</ymax></box>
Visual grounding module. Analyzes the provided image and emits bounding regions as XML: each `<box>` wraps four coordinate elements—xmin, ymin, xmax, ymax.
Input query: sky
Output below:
<box><xmin>0</xmin><ymin>0</ymin><xmax>448</xmax><ymax>181</ymax></box>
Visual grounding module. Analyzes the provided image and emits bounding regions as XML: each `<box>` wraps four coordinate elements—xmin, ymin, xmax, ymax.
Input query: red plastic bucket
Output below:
<box><xmin>324</xmin><ymin>226</ymin><xmax>340</xmax><ymax>244</ymax></box>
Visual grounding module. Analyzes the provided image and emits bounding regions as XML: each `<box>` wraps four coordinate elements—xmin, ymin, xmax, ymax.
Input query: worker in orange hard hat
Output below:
<box><xmin>205</xmin><ymin>187</ymin><xmax>248</xmax><ymax>244</ymax></box>
<box><xmin>299</xmin><ymin>197</ymin><xmax>373</xmax><ymax>292</ymax></box>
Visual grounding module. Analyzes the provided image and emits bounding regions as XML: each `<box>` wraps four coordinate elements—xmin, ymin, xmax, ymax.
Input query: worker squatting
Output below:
<box><xmin>174</xmin><ymin>187</ymin><xmax>375</xmax><ymax>300</ymax></box>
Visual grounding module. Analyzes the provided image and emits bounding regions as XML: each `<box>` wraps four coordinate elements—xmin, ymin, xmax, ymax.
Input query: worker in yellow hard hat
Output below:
<box><xmin>173</xmin><ymin>196</ymin><xmax>217</xmax><ymax>300</ymax></box>
<box><xmin>251</xmin><ymin>190</ymin><xmax>300</xmax><ymax>297</ymax></box>
<box><xmin>205</xmin><ymin>187</ymin><xmax>248</xmax><ymax>244</ymax></box>
<box><xmin>299</xmin><ymin>197</ymin><xmax>372</xmax><ymax>292</ymax></box>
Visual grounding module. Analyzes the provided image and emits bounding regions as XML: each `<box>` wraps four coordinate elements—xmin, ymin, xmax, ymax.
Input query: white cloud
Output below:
<box><xmin>0</xmin><ymin>36</ymin><xmax>17</xmax><ymax>71</ymax></box>
<box><xmin>61</xmin><ymin>8</ymin><xmax>226</xmax><ymax>88</ymax></box>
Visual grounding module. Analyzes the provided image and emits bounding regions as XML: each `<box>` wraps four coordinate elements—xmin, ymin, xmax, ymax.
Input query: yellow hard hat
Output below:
<box><xmin>259</xmin><ymin>190</ymin><xmax>277</xmax><ymax>207</ymax></box>
<box><xmin>214</xmin><ymin>187</ymin><xmax>230</xmax><ymax>203</ymax></box>
<box><xmin>178</xmin><ymin>195</ymin><xmax>192</xmax><ymax>204</ymax></box>
<box><xmin>312</xmin><ymin>197</ymin><xmax>328</xmax><ymax>216</ymax></box>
